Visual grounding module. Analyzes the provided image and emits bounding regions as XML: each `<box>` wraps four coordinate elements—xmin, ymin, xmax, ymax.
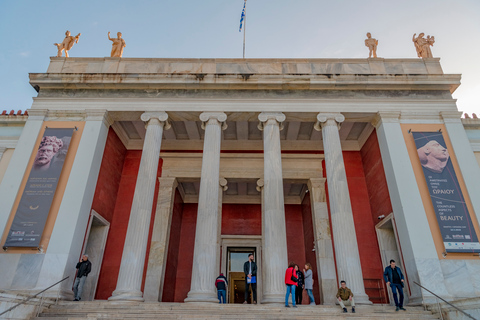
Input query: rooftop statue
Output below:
<box><xmin>108</xmin><ymin>32</ymin><xmax>126</xmax><ymax>58</ymax></box>
<box><xmin>54</xmin><ymin>30</ymin><xmax>81</xmax><ymax>57</ymax></box>
<box><xmin>364</xmin><ymin>33</ymin><xmax>378</xmax><ymax>58</ymax></box>
<box><xmin>412</xmin><ymin>33</ymin><xmax>435</xmax><ymax>58</ymax></box>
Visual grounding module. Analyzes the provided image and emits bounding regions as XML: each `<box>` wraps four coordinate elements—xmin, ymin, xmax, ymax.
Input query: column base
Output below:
<box><xmin>108</xmin><ymin>289</ymin><xmax>145</xmax><ymax>302</ymax></box>
<box><xmin>351</xmin><ymin>293</ymin><xmax>373</xmax><ymax>305</ymax></box>
<box><xmin>261</xmin><ymin>293</ymin><xmax>285</xmax><ymax>304</ymax></box>
<box><xmin>184</xmin><ymin>290</ymin><xmax>218</xmax><ymax>303</ymax></box>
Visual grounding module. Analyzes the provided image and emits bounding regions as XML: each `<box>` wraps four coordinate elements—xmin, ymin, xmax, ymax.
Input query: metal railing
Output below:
<box><xmin>0</xmin><ymin>276</ymin><xmax>69</xmax><ymax>317</ymax></box>
<box><xmin>413</xmin><ymin>281</ymin><xmax>476</xmax><ymax>320</ymax></box>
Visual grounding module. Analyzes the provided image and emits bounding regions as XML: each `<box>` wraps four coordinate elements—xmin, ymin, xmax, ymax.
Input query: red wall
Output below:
<box><xmin>221</xmin><ymin>204</ymin><xmax>261</xmax><ymax>235</ymax></box>
<box><xmin>360</xmin><ymin>130</ymin><xmax>393</xmax><ymax>220</ymax></box>
<box><xmin>91</xmin><ymin>128</ymin><xmax>126</xmax><ymax>222</ymax></box>
<box><xmin>162</xmin><ymin>189</ymin><xmax>184</xmax><ymax>302</ymax></box>
<box><xmin>95</xmin><ymin>150</ymin><xmax>162</xmax><ymax>299</ymax></box>
<box><xmin>343</xmin><ymin>151</ymin><xmax>386</xmax><ymax>304</ymax></box>
<box><xmin>173</xmin><ymin>203</ymin><xmax>198</xmax><ymax>302</ymax></box>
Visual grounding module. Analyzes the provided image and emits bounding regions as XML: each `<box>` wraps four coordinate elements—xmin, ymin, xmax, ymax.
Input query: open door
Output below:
<box><xmin>375</xmin><ymin>213</ymin><xmax>409</xmax><ymax>306</ymax></box>
<box><xmin>81</xmin><ymin>210</ymin><xmax>110</xmax><ymax>301</ymax></box>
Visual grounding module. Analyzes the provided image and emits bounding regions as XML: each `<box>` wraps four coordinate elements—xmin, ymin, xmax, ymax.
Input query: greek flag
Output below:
<box><xmin>239</xmin><ymin>1</ymin><xmax>246</xmax><ymax>32</ymax></box>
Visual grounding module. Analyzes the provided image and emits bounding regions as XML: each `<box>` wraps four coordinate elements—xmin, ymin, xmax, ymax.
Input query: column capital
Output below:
<box><xmin>256</xmin><ymin>178</ymin><xmax>264</xmax><ymax>192</ymax></box>
<box><xmin>372</xmin><ymin>111</ymin><xmax>401</xmax><ymax>128</ymax></box>
<box><xmin>26</xmin><ymin>109</ymin><xmax>48</xmax><ymax>121</ymax></box>
<box><xmin>314</xmin><ymin>113</ymin><xmax>344</xmax><ymax>131</ymax></box>
<box><xmin>307</xmin><ymin>178</ymin><xmax>326</xmax><ymax>189</ymax></box>
<box><xmin>440</xmin><ymin>111</ymin><xmax>463</xmax><ymax>123</ymax></box>
<box><xmin>86</xmin><ymin>109</ymin><xmax>114</xmax><ymax>127</ymax></box>
<box><xmin>220</xmin><ymin>177</ymin><xmax>228</xmax><ymax>191</ymax></box>
<box><xmin>141</xmin><ymin>112</ymin><xmax>171</xmax><ymax>130</ymax></box>
<box><xmin>157</xmin><ymin>176</ymin><xmax>178</xmax><ymax>189</ymax></box>
<box><xmin>258</xmin><ymin>112</ymin><xmax>285</xmax><ymax>131</ymax></box>
<box><xmin>199</xmin><ymin>112</ymin><xmax>227</xmax><ymax>130</ymax></box>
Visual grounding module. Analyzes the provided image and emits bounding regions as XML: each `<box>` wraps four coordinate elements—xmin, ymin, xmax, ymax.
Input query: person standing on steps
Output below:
<box><xmin>304</xmin><ymin>263</ymin><xmax>315</xmax><ymax>305</ymax></box>
<box><xmin>215</xmin><ymin>273</ymin><xmax>228</xmax><ymax>304</ymax></box>
<box><xmin>383</xmin><ymin>259</ymin><xmax>406</xmax><ymax>312</ymax></box>
<box><xmin>243</xmin><ymin>253</ymin><xmax>257</xmax><ymax>304</ymax></box>
<box><xmin>284</xmin><ymin>262</ymin><xmax>298</xmax><ymax>308</ymax></box>
<box><xmin>73</xmin><ymin>254</ymin><xmax>91</xmax><ymax>301</ymax></box>
<box><xmin>295</xmin><ymin>264</ymin><xmax>304</xmax><ymax>305</ymax></box>
<box><xmin>336</xmin><ymin>281</ymin><xmax>355</xmax><ymax>313</ymax></box>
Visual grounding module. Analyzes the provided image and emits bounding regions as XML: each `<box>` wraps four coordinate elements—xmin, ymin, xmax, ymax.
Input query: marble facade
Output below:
<box><xmin>0</xmin><ymin>58</ymin><xmax>479</xmax><ymax>310</ymax></box>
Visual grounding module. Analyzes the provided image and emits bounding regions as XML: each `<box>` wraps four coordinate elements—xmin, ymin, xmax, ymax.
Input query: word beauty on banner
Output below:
<box><xmin>4</xmin><ymin>128</ymin><xmax>74</xmax><ymax>248</ymax></box>
<box><xmin>413</xmin><ymin>131</ymin><xmax>480</xmax><ymax>253</ymax></box>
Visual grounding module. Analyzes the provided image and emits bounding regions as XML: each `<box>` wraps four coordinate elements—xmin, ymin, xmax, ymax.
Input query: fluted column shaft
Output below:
<box><xmin>109</xmin><ymin>112</ymin><xmax>169</xmax><ymax>302</ymax></box>
<box><xmin>315</xmin><ymin>113</ymin><xmax>370</xmax><ymax>304</ymax></box>
<box><xmin>185</xmin><ymin>112</ymin><xmax>227</xmax><ymax>303</ymax></box>
<box><xmin>258</xmin><ymin>112</ymin><xmax>288</xmax><ymax>304</ymax></box>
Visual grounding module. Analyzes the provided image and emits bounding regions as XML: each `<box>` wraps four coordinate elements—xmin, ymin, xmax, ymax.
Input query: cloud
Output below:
<box><xmin>19</xmin><ymin>52</ymin><xmax>30</xmax><ymax>57</ymax></box>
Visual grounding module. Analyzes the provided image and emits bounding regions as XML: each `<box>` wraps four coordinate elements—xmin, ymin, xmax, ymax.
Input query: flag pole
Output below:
<box><xmin>243</xmin><ymin>0</ymin><xmax>247</xmax><ymax>59</ymax></box>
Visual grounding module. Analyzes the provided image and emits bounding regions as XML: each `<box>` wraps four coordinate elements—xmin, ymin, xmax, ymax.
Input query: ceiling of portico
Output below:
<box><xmin>112</xmin><ymin>112</ymin><xmax>374</xmax><ymax>151</ymax></box>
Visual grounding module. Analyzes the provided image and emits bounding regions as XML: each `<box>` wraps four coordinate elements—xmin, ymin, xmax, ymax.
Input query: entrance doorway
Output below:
<box><xmin>220</xmin><ymin>236</ymin><xmax>262</xmax><ymax>304</ymax></box>
<box><xmin>227</xmin><ymin>248</ymin><xmax>256</xmax><ymax>304</ymax></box>
<box><xmin>375</xmin><ymin>213</ymin><xmax>409</xmax><ymax>306</ymax></box>
<box><xmin>81</xmin><ymin>210</ymin><xmax>110</xmax><ymax>301</ymax></box>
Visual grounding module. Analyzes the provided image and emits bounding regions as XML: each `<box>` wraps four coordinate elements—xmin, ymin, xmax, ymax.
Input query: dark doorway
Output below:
<box><xmin>227</xmin><ymin>247</ymin><xmax>256</xmax><ymax>304</ymax></box>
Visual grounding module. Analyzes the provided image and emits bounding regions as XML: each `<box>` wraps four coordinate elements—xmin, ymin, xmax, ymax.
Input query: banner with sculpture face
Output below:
<box><xmin>4</xmin><ymin>128</ymin><xmax>74</xmax><ymax>248</ymax></box>
<box><xmin>413</xmin><ymin>131</ymin><xmax>480</xmax><ymax>253</ymax></box>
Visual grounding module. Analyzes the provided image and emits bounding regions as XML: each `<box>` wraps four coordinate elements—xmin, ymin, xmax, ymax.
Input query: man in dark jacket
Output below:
<box><xmin>383</xmin><ymin>259</ymin><xmax>406</xmax><ymax>311</ymax></box>
<box><xmin>243</xmin><ymin>253</ymin><xmax>257</xmax><ymax>304</ymax></box>
<box><xmin>73</xmin><ymin>254</ymin><xmax>91</xmax><ymax>301</ymax></box>
<box><xmin>215</xmin><ymin>273</ymin><xmax>228</xmax><ymax>303</ymax></box>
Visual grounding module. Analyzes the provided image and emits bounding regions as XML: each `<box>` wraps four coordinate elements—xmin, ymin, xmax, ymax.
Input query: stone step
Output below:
<box><xmin>33</xmin><ymin>302</ymin><xmax>439</xmax><ymax>320</ymax></box>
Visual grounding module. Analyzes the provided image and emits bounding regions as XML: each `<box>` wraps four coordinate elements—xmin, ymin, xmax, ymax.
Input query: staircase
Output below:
<box><xmin>32</xmin><ymin>301</ymin><xmax>440</xmax><ymax>320</ymax></box>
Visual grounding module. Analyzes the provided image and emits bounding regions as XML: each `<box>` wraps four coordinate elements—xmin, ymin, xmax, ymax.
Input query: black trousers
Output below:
<box><xmin>295</xmin><ymin>286</ymin><xmax>303</xmax><ymax>305</ymax></box>
<box><xmin>244</xmin><ymin>279</ymin><xmax>257</xmax><ymax>302</ymax></box>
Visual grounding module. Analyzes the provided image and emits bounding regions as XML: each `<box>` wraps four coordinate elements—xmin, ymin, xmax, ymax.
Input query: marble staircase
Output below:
<box><xmin>32</xmin><ymin>302</ymin><xmax>440</xmax><ymax>320</ymax></box>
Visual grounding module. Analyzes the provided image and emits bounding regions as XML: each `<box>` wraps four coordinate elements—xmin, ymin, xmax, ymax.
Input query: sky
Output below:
<box><xmin>1</xmin><ymin>0</ymin><xmax>479</xmax><ymax>115</ymax></box>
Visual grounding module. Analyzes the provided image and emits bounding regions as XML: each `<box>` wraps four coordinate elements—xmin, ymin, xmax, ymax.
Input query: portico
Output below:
<box><xmin>1</xmin><ymin>57</ymin><xmax>470</xmax><ymax>307</ymax></box>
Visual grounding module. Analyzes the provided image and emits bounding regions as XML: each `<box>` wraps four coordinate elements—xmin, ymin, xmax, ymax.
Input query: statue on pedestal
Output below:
<box><xmin>412</xmin><ymin>33</ymin><xmax>435</xmax><ymax>58</ymax></box>
<box><xmin>365</xmin><ymin>33</ymin><xmax>378</xmax><ymax>58</ymax></box>
<box><xmin>54</xmin><ymin>31</ymin><xmax>81</xmax><ymax>57</ymax></box>
<box><xmin>108</xmin><ymin>32</ymin><xmax>126</xmax><ymax>57</ymax></box>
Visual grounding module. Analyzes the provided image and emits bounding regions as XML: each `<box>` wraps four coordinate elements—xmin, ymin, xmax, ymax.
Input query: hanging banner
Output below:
<box><xmin>4</xmin><ymin>128</ymin><xmax>74</xmax><ymax>248</ymax></box>
<box><xmin>413</xmin><ymin>131</ymin><xmax>480</xmax><ymax>253</ymax></box>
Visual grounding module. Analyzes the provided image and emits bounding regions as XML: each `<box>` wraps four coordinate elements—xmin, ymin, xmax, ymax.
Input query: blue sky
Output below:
<box><xmin>1</xmin><ymin>0</ymin><xmax>479</xmax><ymax>115</ymax></box>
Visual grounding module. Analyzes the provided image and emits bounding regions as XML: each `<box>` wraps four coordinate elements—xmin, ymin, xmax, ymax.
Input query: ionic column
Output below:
<box><xmin>258</xmin><ymin>112</ymin><xmax>288</xmax><ymax>304</ymax></box>
<box><xmin>307</xmin><ymin>178</ymin><xmax>337</xmax><ymax>305</ymax></box>
<box><xmin>314</xmin><ymin>113</ymin><xmax>370</xmax><ymax>304</ymax></box>
<box><xmin>185</xmin><ymin>112</ymin><xmax>227</xmax><ymax>303</ymax></box>
<box><xmin>109</xmin><ymin>112</ymin><xmax>170</xmax><ymax>302</ymax></box>
<box><xmin>144</xmin><ymin>177</ymin><xmax>178</xmax><ymax>302</ymax></box>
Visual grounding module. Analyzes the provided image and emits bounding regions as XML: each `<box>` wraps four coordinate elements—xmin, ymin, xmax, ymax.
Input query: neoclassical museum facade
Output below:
<box><xmin>0</xmin><ymin>57</ymin><xmax>480</xmax><ymax>306</ymax></box>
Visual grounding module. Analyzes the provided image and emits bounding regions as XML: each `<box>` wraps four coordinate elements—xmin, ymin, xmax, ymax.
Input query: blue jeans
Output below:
<box><xmin>217</xmin><ymin>289</ymin><xmax>226</xmax><ymax>303</ymax></box>
<box><xmin>285</xmin><ymin>284</ymin><xmax>296</xmax><ymax>306</ymax></box>
<box><xmin>306</xmin><ymin>289</ymin><xmax>315</xmax><ymax>304</ymax></box>
<box><xmin>390</xmin><ymin>283</ymin><xmax>404</xmax><ymax>307</ymax></box>
<box><xmin>73</xmin><ymin>276</ymin><xmax>86</xmax><ymax>300</ymax></box>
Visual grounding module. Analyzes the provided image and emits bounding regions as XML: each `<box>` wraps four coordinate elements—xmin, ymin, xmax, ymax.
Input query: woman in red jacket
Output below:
<box><xmin>284</xmin><ymin>262</ymin><xmax>298</xmax><ymax>307</ymax></box>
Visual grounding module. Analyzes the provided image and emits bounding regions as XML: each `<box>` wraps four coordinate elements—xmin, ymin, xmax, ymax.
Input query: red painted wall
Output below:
<box><xmin>360</xmin><ymin>130</ymin><xmax>393</xmax><ymax>220</ymax></box>
<box><xmin>301</xmin><ymin>193</ymin><xmax>321</xmax><ymax>304</ymax></box>
<box><xmin>91</xmin><ymin>128</ymin><xmax>126</xmax><ymax>222</ymax></box>
<box><xmin>221</xmin><ymin>204</ymin><xmax>261</xmax><ymax>235</ymax></box>
<box><xmin>162</xmin><ymin>189</ymin><xmax>184</xmax><ymax>302</ymax></box>
<box><xmin>173</xmin><ymin>203</ymin><xmax>198</xmax><ymax>302</ymax></box>
<box><xmin>343</xmin><ymin>151</ymin><xmax>386</xmax><ymax>303</ymax></box>
<box><xmin>95</xmin><ymin>150</ymin><xmax>162</xmax><ymax>299</ymax></box>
